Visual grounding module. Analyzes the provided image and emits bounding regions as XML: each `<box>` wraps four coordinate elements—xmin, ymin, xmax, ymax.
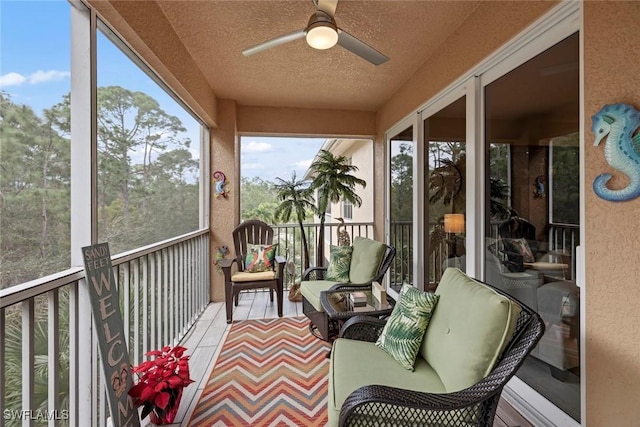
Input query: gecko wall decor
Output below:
<box><xmin>212</xmin><ymin>170</ymin><xmax>230</xmax><ymax>199</ymax></box>
<box><xmin>591</xmin><ymin>103</ymin><xmax>640</xmax><ymax>202</ymax></box>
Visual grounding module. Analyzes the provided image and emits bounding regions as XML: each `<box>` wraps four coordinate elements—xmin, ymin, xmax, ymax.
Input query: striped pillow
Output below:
<box><xmin>375</xmin><ymin>284</ymin><xmax>439</xmax><ymax>370</ymax></box>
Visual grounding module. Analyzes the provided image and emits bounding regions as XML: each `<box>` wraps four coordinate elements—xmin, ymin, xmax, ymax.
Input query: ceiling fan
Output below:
<box><xmin>242</xmin><ymin>0</ymin><xmax>389</xmax><ymax>66</ymax></box>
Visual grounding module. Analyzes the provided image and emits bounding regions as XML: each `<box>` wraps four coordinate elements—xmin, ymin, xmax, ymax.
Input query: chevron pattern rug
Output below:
<box><xmin>188</xmin><ymin>317</ymin><xmax>331</xmax><ymax>426</ymax></box>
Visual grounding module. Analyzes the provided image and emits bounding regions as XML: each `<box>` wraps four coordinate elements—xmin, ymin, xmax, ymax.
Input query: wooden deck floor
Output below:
<box><xmin>168</xmin><ymin>290</ymin><xmax>533</xmax><ymax>427</ymax></box>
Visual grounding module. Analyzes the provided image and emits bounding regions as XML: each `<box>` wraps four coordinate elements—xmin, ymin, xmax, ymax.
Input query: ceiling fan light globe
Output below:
<box><xmin>306</xmin><ymin>24</ymin><xmax>338</xmax><ymax>50</ymax></box>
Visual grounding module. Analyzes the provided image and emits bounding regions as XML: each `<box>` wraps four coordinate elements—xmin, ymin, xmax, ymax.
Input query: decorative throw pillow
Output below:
<box><xmin>325</xmin><ymin>245</ymin><xmax>353</xmax><ymax>282</ymax></box>
<box><xmin>375</xmin><ymin>284</ymin><xmax>440</xmax><ymax>370</ymax></box>
<box><xmin>244</xmin><ymin>244</ymin><xmax>278</xmax><ymax>273</ymax></box>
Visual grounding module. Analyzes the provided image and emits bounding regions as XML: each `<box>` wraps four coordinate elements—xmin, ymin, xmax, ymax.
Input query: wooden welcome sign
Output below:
<box><xmin>82</xmin><ymin>243</ymin><xmax>141</xmax><ymax>427</ymax></box>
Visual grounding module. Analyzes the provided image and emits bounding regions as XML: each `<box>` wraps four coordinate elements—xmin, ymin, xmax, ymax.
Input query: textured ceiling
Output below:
<box><xmin>153</xmin><ymin>0</ymin><xmax>482</xmax><ymax>111</ymax></box>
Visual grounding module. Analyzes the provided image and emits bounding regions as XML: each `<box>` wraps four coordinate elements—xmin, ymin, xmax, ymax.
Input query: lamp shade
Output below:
<box><xmin>306</xmin><ymin>24</ymin><xmax>338</xmax><ymax>50</ymax></box>
<box><xmin>444</xmin><ymin>214</ymin><xmax>465</xmax><ymax>234</ymax></box>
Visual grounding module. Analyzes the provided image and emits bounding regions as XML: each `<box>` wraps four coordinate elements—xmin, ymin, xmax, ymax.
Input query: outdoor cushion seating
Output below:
<box><xmin>300</xmin><ymin>237</ymin><xmax>395</xmax><ymax>340</ymax></box>
<box><xmin>447</xmin><ymin>241</ymin><xmax>579</xmax><ymax>379</ymax></box>
<box><xmin>327</xmin><ymin>267</ymin><xmax>544</xmax><ymax>427</ymax></box>
<box><xmin>219</xmin><ymin>219</ymin><xmax>285</xmax><ymax>323</ymax></box>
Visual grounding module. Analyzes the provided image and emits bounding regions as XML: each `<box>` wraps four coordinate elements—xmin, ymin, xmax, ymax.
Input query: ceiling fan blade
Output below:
<box><xmin>315</xmin><ymin>0</ymin><xmax>338</xmax><ymax>17</ymax></box>
<box><xmin>337</xmin><ymin>29</ymin><xmax>389</xmax><ymax>65</ymax></box>
<box><xmin>242</xmin><ymin>29</ymin><xmax>306</xmax><ymax>56</ymax></box>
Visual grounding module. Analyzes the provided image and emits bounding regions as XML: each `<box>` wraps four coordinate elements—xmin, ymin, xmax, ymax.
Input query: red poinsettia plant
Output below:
<box><xmin>129</xmin><ymin>345</ymin><xmax>194</xmax><ymax>424</ymax></box>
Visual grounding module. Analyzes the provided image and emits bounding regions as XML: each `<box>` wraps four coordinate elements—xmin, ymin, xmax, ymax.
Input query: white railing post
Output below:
<box><xmin>22</xmin><ymin>299</ymin><xmax>35</xmax><ymax>427</ymax></box>
<box><xmin>48</xmin><ymin>289</ymin><xmax>60</xmax><ymax>427</ymax></box>
<box><xmin>70</xmin><ymin>2</ymin><xmax>95</xmax><ymax>425</ymax></box>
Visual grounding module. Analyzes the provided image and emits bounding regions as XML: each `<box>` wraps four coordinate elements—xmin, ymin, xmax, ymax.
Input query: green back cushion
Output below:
<box><xmin>325</xmin><ymin>245</ymin><xmax>353</xmax><ymax>282</ymax></box>
<box><xmin>421</xmin><ymin>268</ymin><xmax>521</xmax><ymax>392</ymax></box>
<box><xmin>375</xmin><ymin>285</ymin><xmax>439</xmax><ymax>370</ymax></box>
<box><xmin>349</xmin><ymin>237</ymin><xmax>386</xmax><ymax>283</ymax></box>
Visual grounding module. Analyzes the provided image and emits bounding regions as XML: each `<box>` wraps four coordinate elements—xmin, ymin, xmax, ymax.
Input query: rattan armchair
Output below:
<box><xmin>335</xmin><ymin>283</ymin><xmax>544</xmax><ymax>427</ymax></box>
<box><xmin>301</xmin><ymin>242</ymin><xmax>396</xmax><ymax>340</ymax></box>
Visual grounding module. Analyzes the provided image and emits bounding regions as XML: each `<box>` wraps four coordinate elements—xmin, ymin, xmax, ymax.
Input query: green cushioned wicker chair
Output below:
<box><xmin>328</xmin><ymin>268</ymin><xmax>544</xmax><ymax>427</ymax></box>
<box><xmin>300</xmin><ymin>237</ymin><xmax>396</xmax><ymax>340</ymax></box>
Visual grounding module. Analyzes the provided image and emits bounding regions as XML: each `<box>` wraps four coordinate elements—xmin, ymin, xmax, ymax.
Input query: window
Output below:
<box><xmin>343</xmin><ymin>200</ymin><xmax>352</xmax><ymax>220</ymax></box>
<box><xmin>96</xmin><ymin>25</ymin><xmax>204</xmax><ymax>254</ymax></box>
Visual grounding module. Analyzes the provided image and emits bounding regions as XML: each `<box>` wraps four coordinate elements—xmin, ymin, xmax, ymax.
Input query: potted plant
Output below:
<box><xmin>307</xmin><ymin>149</ymin><xmax>366</xmax><ymax>265</ymax></box>
<box><xmin>129</xmin><ymin>345</ymin><xmax>194</xmax><ymax>425</ymax></box>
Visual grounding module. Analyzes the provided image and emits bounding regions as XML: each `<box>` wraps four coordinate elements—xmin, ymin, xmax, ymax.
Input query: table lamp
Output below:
<box><xmin>444</xmin><ymin>214</ymin><xmax>465</xmax><ymax>257</ymax></box>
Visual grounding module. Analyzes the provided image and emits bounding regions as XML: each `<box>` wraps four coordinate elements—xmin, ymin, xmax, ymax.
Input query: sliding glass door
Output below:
<box><xmin>387</xmin><ymin>123</ymin><xmax>415</xmax><ymax>295</ymax></box>
<box><xmin>423</xmin><ymin>96</ymin><xmax>466</xmax><ymax>291</ymax></box>
<box><xmin>483</xmin><ymin>32</ymin><xmax>581</xmax><ymax>423</ymax></box>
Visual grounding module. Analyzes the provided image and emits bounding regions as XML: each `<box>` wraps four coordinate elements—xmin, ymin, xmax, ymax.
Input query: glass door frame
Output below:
<box><xmin>385</xmin><ymin>116</ymin><xmax>421</xmax><ymax>298</ymax></box>
<box><xmin>477</xmin><ymin>6</ymin><xmax>581</xmax><ymax>426</ymax></box>
<box><xmin>419</xmin><ymin>86</ymin><xmax>479</xmax><ymax>283</ymax></box>
<box><xmin>384</xmin><ymin>2</ymin><xmax>583</xmax><ymax>424</ymax></box>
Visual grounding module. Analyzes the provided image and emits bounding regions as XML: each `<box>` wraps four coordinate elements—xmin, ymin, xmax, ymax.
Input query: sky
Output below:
<box><xmin>0</xmin><ymin>0</ymin><xmax>325</xmax><ymax>181</ymax></box>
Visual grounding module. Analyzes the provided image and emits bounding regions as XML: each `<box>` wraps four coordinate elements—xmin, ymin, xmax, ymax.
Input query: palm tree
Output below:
<box><xmin>308</xmin><ymin>150</ymin><xmax>366</xmax><ymax>265</ymax></box>
<box><xmin>273</xmin><ymin>172</ymin><xmax>315</xmax><ymax>269</ymax></box>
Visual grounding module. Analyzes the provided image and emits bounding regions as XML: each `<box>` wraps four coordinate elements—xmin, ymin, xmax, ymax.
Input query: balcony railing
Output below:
<box><xmin>389</xmin><ymin>221</ymin><xmax>580</xmax><ymax>289</ymax></box>
<box><xmin>0</xmin><ymin>230</ymin><xmax>210</xmax><ymax>427</ymax></box>
<box><xmin>271</xmin><ymin>221</ymin><xmax>374</xmax><ymax>285</ymax></box>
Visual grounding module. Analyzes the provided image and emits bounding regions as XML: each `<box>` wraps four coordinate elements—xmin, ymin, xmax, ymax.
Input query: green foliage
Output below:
<box><xmin>308</xmin><ymin>149</ymin><xmax>366</xmax><ymax>264</ymax></box>
<box><xmin>240</xmin><ymin>177</ymin><xmax>277</xmax><ymax>221</ymax></box>
<box><xmin>550</xmin><ymin>134</ymin><xmax>580</xmax><ymax>225</ymax></box>
<box><xmin>273</xmin><ymin>172</ymin><xmax>315</xmax><ymax>269</ymax></box>
<box><xmin>0</xmin><ymin>92</ymin><xmax>71</xmax><ymax>287</ymax></box>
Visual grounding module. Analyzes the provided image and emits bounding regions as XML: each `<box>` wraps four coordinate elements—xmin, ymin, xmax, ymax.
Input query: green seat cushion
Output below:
<box><xmin>328</xmin><ymin>338</ymin><xmax>446</xmax><ymax>427</ymax></box>
<box><xmin>326</xmin><ymin>245</ymin><xmax>353</xmax><ymax>282</ymax></box>
<box><xmin>349</xmin><ymin>237</ymin><xmax>386</xmax><ymax>284</ymax></box>
<box><xmin>300</xmin><ymin>280</ymin><xmax>339</xmax><ymax>312</ymax></box>
<box><xmin>421</xmin><ymin>268</ymin><xmax>522</xmax><ymax>392</ymax></box>
<box><xmin>375</xmin><ymin>285</ymin><xmax>439</xmax><ymax>370</ymax></box>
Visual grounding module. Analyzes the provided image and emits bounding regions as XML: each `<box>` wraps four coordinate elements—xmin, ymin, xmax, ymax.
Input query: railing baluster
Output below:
<box><xmin>48</xmin><ymin>289</ymin><xmax>60</xmax><ymax>427</ymax></box>
<box><xmin>22</xmin><ymin>299</ymin><xmax>35</xmax><ymax>427</ymax></box>
<box><xmin>142</xmin><ymin>257</ymin><xmax>149</xmax><ymax>357</ymax></box>
<box><xmin>133</xmin><ymin>260</ymin><xmax>140</xmax><ymax>365</ymax></box>
<box><xmin>163</xmin><ymin>249</ymin><xmax>169</xmax><ymax>345</ymax></box>
<box><xmin>169</xmin><ymin>247</ymin><xmax>175</xmax><ymax>345</ymax></box>
<box><xmin>122</xmin><ymin>263</ymin><xmax>130</xmax><ymax>349</ymax></box>
<box><xmin>150</xmin><ymin>253</ymin><xmax>156</xmax><ymax>353</ymax></box>
<box><xmin>0</xmin><ymin>308</ymin><xmax>5</xmax><ymax>423</ymax></box>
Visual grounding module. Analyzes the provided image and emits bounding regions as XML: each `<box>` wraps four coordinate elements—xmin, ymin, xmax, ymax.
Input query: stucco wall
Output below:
<box><xmin>210</xmin><ymin>99</ymin><xmax>239</xmax><ymax>302</ymax></box>
<box><xmin>584</xmin><ymin>2</ymin><xmax>640</xmax><ymax>424</ymax></box>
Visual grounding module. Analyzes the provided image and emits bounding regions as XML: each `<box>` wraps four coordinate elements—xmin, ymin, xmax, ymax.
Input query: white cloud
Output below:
<box><xmin>243</xmin><ymin>140</ymin><xmax>273</xmax><ymax>153</ymax></box>
<box><xmin>293</xmin><ymin>159</ymin><xmax>313</xmax><ymax>170</ymax></box>
<box><xmin>243</xmin><ymin>162</ymin><xmax>265</xmax><ymax>170</ymax></box>
<box><xmin>29</xmin><ymin>70</ymin><xmax>70</xmax><ymax>84</ymax></box>
<box><xmin>0</xmin><ymin>72</ymin><xmax>27</xmax><ymax>87</ymax></box>
<box><xmin>0</xmin><ymin>70</ymin><xmax>70</xmax><ymax>88</ymax></box>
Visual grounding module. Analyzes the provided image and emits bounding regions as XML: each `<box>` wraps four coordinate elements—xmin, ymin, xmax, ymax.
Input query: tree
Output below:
<box><xmin>273</xmin><ymin>172</ymin><xmax>315</xmax><ymax>269</ymax></box>
<box><xmin>307</xmin><ymin>150</ymin><xmax>366</xmax><ymax>265</ymax></box>
<box><xmin>240</xmin><ymin>177</ymin><xmax>278</xmax><ymax>221</ymax></box>
<box><xmin>0</xmin><ymin>92</ymin><xmax>70</xmax><ymax>288</ymax></box>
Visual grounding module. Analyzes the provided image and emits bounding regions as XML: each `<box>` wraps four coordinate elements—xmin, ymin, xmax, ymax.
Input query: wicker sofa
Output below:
<box><xmin>327</xmin><ymin>268</ymin><xmax>543</xmax><ymax>427</ymax></box>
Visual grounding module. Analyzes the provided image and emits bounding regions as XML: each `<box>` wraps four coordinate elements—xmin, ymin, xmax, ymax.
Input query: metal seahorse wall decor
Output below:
<box><xmin>213</xmin><ymin>170</ymin><xmax>230</xmax><ymax>199</ymax></box>
<box><xmin>592</xmin><ymin>103</ymin><xmax>640</xmax><ymax>202</ymax></box>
